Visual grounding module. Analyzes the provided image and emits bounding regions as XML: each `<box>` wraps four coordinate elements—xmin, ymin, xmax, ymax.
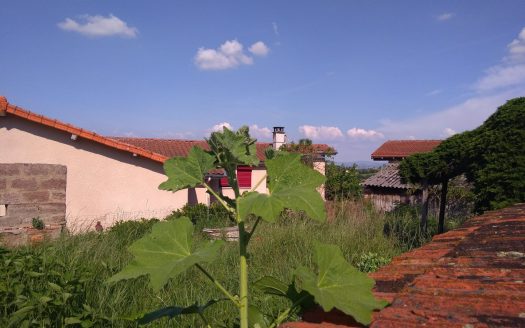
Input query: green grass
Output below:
<box><xmin>1</xmin><ymin>200</ymin><xmax>455</xmax><ymax>327</ymax></box>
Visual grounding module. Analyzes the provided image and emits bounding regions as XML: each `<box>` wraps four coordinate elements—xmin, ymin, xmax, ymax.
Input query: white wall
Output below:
<box><xmin>0</xmin><ymin>117</ymin><xmax>204</xmax><ymax>231</ymax></box>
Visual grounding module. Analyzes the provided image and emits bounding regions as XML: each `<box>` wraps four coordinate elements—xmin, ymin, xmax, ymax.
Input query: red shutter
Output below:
<box><xmin>237</xmin><ymin>166</ymin><xmax>252</xmax><ymax>188</ymax></box>
<box><xmin>219</xmin><ymin>166</ymin><xmax>253</xmax><ymax>188</ymax></box>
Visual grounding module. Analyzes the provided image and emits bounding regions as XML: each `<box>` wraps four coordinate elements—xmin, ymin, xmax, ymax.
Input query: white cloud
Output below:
<box><xmin>299</xmin><ymin>125</ymin><xmax>343</xmax><ymax>140</ymax></box>
<box><xmin>472</xmin><ymin>27</ymin><xmax>525</xmax><ymax>92</ymax></box>
<box><xmin>507</xmin><ymin>27</ymin><xmax>525</xmax><ymax>61</ymax></box>
<box><xmin>195</xmin><ymin>40</ymin><xmax>269</xmax><ymax>70</ymax></box>
<box><xmin>474</xmin><ymin>64</ymin><xmax>525</xmax><ymax>91</ymax></box>
<box><xmin>437</xmin><ymin>12</ymin><xmax>455</xmax><ymax>21</ymax></box>
<box><xmin>249</xmin><ymin>124</ymin><xmax>272</xmax><ymax>139</ymax></box>
<box><xmin>443</xmin><ymin>127</ymin><xmax>456</xmax><ymax>137</ymax></box>
<box><xmin>272</xmin><ymin>22</ymin><xmax>280</xmax><ymax>36</ymax></box>
<box><xmin>57</xmin><ymin>14</ymin><xmax>138</xmax><ymax>38</ymax></box>
<box><xmin>249</xmin><ymin>41</ymin><xmax>270</xmax><ymax>56</ymax></box>
<box><xmin>210</xmin><ymin>122</ymin><xmax>233</xmax><ymax>132</ymax></box>
<box><xmin>346</xmin><ymin>128</ymin><xmax>384</xmax><ymax>139</ymax></box>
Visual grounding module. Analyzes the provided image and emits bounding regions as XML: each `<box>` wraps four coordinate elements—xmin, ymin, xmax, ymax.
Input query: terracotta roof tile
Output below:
<box><xmin>2</xmin><ymin>96</ymin><xmax>333</xmax><ymax>164</ymax></box>
<box><xmin>371</xmin><ymin>140</ymin><xmax>442</xmax><ymax>160</ymax></box>
<box><xmin>282</xmin><ymin>203</ymin><xmax>525</xmax><ymax>328</ymax></box>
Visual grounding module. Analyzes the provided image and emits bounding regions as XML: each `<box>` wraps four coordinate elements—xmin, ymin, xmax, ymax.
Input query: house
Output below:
<box><xmin>362</xmin><ymin>140</ymin><xmax>441</xmax><ymax>211</ymax></box>
<box><xmin>0</xmin><ymin>96</ymin><xmax>333</xmax><ymax>232</ymax></box>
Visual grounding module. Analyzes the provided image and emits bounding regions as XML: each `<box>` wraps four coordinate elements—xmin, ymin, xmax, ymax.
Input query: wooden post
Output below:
<box><xmin>420</xmin><ymin>179</ymin><xmax>429</xmax><ymax>233</ymax></box>
<box><xmin>438</xmin><ymin>179</ymin><xmax>449</xmax><ymax>234</ymax></box>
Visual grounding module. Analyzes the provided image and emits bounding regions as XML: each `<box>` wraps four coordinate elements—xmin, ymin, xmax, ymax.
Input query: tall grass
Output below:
<box><xmin>1</xmin><ymin>200</ymin><xmax>440</xmax><ymax>327</ymax></box>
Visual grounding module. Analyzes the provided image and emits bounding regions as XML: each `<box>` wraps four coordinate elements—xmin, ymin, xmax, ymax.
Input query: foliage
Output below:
<box><xmin>356</xmin><ymin>252</ymin><xmax>391</xmax><ymax>273</ymax></box>
<box><xmin>31</xmin><ymin>217</ymin><xmax>45</xmax><ymax>230</ymax></box>
<box><xmin>294</xmin><ymin>243</ymin><xmax>387</xmax><ymax>325</ymax></box>
<box><xmin>167</xmin><ymin>203</ymin><xmax>233</xmax><ymax>229</ymax></box>
<box><xmin>1</xmin><ymin>199</ymin><xmax>428</xmax><ymax>327</ymax></box>
<box><xmin>107</xmin><ymin>126</ymin><xmax>386</xmax><ymax>327</ymax></box>
<box><xmin>0</xmin><ymin>246</ymin><xmax>109</xmax><ymax>327</ymax></box>
<box><xmin>325</xmin><ymin>162</ymin><xmax>362</xmax><ymax>201</ymax></box>
<box><xmin>383</xmin><ymin>204</ymin><xmax>437</xmax><ymax>250</ymax></box>
<box><xmin>400</xmin><ymin>97</ymin><xmax>525</xmax><ymax>213</ymax></box>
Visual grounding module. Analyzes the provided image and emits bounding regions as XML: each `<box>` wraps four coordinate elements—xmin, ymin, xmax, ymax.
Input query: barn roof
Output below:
<box><xmin>371</xmin><ymin>140</ymin><xmax>442</xmax><ymax>161</ymax></box>
<box><xmin>361</xmin><ymin>162</ymin><xmax>409</xmax><ymax>189</ymax></box>
<box><xmin>284</xmin><ymin>203</ymin><xmax>525</xmax><ymax>327</ymax></box>
<box><xmin>1</xmin><ymin>96</ymin><xmax>333</xmax><ymax>163</ymax></box>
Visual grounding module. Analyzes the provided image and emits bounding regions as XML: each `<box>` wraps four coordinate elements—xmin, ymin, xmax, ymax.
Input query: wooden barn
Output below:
<box><xmin>362</xmin><ymin>140</ymin><xmax>441</xmax><ymax>211</ymax></box>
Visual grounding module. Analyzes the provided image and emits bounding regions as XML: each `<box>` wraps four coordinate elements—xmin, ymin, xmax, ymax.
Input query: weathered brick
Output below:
<box><xmin>0</xmin><ymin>192</ymin><xmax>24</xmax><ymax>204</ymax></box>
<box><xmin>5</xmin><ymin>204</ymin><xmax>39</xmax><ymax>217</ymax></box>
<box><xmin>50</xmin><ymin>191</ymin><xmax>66</xmax><ymax>202</ymax></box>
<box><xmin>40</xmin><ymin>178</ymin><xmax>66</xmax><ymax>190</ymax></box>
<box><xmin>21</xmin><ymin>191</ymin><xmax>50</xmax><ymax>203</ymax></box>
<box><xmin>0</xmin><ymin>165</ymin><xmax>20</xmax><ymax>175</ymax></box>
<box><xmin>22</xmin><ymin>164</ymin><xmax>51</xmax><ymax>176</ymax></box>
<box><xmin>0</xmin><ymin>179</ymin><xmax>6</xmax><ymax>190</ymax></box>
<box><xmin>11</xmin><ymin>178</ymin><xmax>38</xmax><ymax>190</ymax></box>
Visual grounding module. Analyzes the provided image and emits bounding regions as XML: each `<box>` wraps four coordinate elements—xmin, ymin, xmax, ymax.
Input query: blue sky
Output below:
<box><xmin>2</xmin><ymin>1</ymin><xmax>525</xmax><ymax>161</ymax></box>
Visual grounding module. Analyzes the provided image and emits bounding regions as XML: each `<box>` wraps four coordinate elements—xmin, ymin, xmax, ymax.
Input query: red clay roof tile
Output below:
<box><xmin>282</xmin><ymin>203</ymin><xmax>525</xmax><ymax>327</ymax></box>
<box><xmin>371</xmin><ymin>140</ymin><xmax>442</xmax><ymax>160</ymax></box>
<box><xmin>2</xmin><ymin>97</ymin><xmax>333</xmax><ymax>163</ymax></box>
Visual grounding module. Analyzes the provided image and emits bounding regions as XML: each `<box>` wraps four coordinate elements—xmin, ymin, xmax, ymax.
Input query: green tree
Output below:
<box><xmin>400</xmin><ymin>97</ymin><xmax>525</xmax><ymax>231</ymax></box>
<box><xmin>325</xmin><ymin>162</ymin><xmax>362</xmax><ymax>201</ymax></box>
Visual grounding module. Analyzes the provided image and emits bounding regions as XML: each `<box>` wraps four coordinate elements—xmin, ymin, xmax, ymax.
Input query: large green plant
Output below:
<box><xmin>108</xmin><ymin>127</ymin><xmax>386</xmax><ymax>327</ymax></box>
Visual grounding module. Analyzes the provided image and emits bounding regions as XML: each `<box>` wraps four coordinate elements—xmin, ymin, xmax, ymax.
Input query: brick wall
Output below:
<box><xmin>0</xmin><ymin>164</ymin><xmax>66</xmax><ymax>227</ymax></box>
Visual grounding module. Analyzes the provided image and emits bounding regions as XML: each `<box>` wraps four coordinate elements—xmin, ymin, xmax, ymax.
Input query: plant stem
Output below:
<box><xmin>237</xmin><ymin>197</ymin><xmax>249</xmax><ymax>328</ymax></box>
<box><xmin>245</xmin><ymin>216</ymin><xmax>261</xmax><ymax>244</ymax></box>
<box><xmin>268</xmin><ymin>294</ymin><xmax>310</xmax><ymax>328</ymax></box>
<box><xmin>195</xmin><ymin>264</ymin><xmax>240</xmax><ymax>307</ymax></box>
<box><xmin>250</xmin><ymin>174</ymin><xmax>267</xmax><ymax>192</ymax></box>
<box><xmin>203</xmin><ymin>182</ymin><xmax>235</xmax><ymax>214</ymax></box>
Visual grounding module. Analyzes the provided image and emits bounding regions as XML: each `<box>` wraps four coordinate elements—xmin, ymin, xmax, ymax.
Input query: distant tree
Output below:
<box><xmin>325</xmin><ymin>162</ymin><xmax>362</xmax><ymax>200</ymax></box>
<box><xmin>400</xmin><ymin>97</ymin><xmax>525</xmax><ymax>232</ymax></box>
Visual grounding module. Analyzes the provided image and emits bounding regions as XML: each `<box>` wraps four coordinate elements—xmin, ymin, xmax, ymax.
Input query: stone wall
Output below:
<box><xmin>0</xmin><ymin>163</ymin><xmax>66</xmax><ymax>227</ymax></box>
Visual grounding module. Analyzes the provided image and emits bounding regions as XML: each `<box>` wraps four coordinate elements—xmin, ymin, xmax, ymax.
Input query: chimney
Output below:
<box><xmin>272</xmin><ymin>126</ymin><xmax>287</xmax><ymax>150</ymax></box>
<box><xmin>0</xmin><ymin>96</ymin><xmax>7</xmax><ymax>116</ymax></box>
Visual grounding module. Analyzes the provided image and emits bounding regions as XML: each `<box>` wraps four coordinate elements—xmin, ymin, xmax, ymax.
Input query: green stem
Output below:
<box><xmin>250</xmin><ymin>174</ymin><xmax>267</xmax><ymax>192</ymax></box>
<box><xmin>195</xmin><ymin>264</ymin><xmax>240</xmax><ymax>307</ymax></box>
<box><xmin>203</xmin><ymin>182</ymin><xmax>234</xmax><ymax>214</ymax></box>
<box><xmin>238</xmin><ymin>199</ymin><xmax>249</xmax><ymax>328</ymax></box>
<box><xmin>268</xmin><ymin>294</ymin><xmax>310</xmax><ymax>328</ymax></box>
<box><xmin>245</xmin><ymin>216</ymin><xmax>261</xmax><ymax>245</ymax></box>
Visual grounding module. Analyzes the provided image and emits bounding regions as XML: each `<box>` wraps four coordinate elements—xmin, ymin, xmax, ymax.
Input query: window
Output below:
<box><xmin>220</xmin><ymin>166</ymin><xmax>252</xmax><ymax>188</ymax></box>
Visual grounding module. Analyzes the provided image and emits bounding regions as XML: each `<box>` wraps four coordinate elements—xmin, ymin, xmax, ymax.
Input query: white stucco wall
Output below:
<box><xmin>0</xmin><ymin>116</ymin><xmax>205</xmax><ymax>231</ymax></box>
<box><xmin>221</xmin><ymin>167</ymin><xmax>268</xmax><ymax>199</ymax></box>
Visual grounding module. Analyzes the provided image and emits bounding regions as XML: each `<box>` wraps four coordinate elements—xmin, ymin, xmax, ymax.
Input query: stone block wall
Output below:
<box><xmin>0</xmin><ymin>164</ymin><xmax>66</xmax><ymax>227</ymax></box>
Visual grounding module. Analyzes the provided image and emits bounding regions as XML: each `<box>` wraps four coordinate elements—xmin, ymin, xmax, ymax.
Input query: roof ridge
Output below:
<box><xmin>2</xmin><ymin>97</ymin><xmax>168</xmax><ymax>163</ymax></box>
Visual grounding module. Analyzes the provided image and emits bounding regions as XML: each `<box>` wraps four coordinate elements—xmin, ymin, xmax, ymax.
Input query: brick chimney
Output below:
<box><xmin>0</xmin><ymin>96</ymin><xmax>7</xmax><ymax>116</ymax></box>
<box><xmin>272</xmin><ymin>126</ymin><xmax>287</xmax><ymax>150</ymax></box>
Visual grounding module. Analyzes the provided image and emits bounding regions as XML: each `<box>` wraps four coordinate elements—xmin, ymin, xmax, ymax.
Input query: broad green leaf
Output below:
<box><xmin>294</xmin><ymin>242</ymin><xmax>387</xmax><ymax>325</ymax></box>
<box><xmin>247</xmin><ymin>305</ymin><xmax>269</xmax><ymax>328</ymax></box>
<box><xmin>238</xmin><ymin>153</ymin><xmax>326</xmax><ymax>222</ymax></box>
<box><xmin>134</xmin><ymin>299</ymin><xmax>223</xmax><ymax>325</ymax></box>
<box><xmin>107</xmin><ymin>217</ymin><xmax>224</xmax><ymax>291</ymax></box>
<box><xmin>253</xmin><ymin>276</ymin><xmax>289</xmax><ymax>297</ymax></box>
<box><xmin>207</xmin><ymin>126</ymin><xmax>260</xmax><ymax>167</ymax></box>
<box><xmin>159</xmin><ymin>147</ymin><xmax>215</xmax><ymax>192</ymax></box>
<box><xmin>64</xmin><ymin>317</ymin><xmax>82</xmax><ymax>325</ymax></box>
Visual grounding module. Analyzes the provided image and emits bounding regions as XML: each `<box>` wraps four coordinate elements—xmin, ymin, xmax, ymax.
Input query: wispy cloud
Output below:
<box><xmin>194</xmin><ymin>40</ymin><xmax>269</xmax><ymax>70</ymax></box>
<box><xmin>426</xmin><ymin>89</ymin><xmax>443</xmax><ymax>96</ymax></box>
<box><xmin>57</xmin><ymin>14</ymin><xmax>138</xmax><ymax>38</ymax></box>
<box><xmin>437</xmin><ymin>12</ymin><xmax>455</xmax><ymax>21</ymax></box>
<box><xmin>346</xmin><ymin>128</ymin><xmax>384</xmax><ymax>140</ymax></box>
<box><xmin>272</xmin><ymin>22</ymin><xmax>280</xmax><ymax>37</ymax></box>
<box><xmin>474</xmin><ymin>27</ymin><xmax>525</xmax><ymax>92</ymax></box>
<box><xmin>299</xmin><ymin>125</ymin><xmax>343</xmax><ymax>140</ymax></box>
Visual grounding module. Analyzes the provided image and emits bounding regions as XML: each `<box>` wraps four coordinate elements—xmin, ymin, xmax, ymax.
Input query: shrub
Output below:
<box><xmin>32</xmin><ymin>217</ymin><xmax>45</xmax><ymax>230</ymax></box>
<box><xmin>356</xmin><ymin>252</ymin><xmax>390</xmax><ymax>273</ymax></box>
